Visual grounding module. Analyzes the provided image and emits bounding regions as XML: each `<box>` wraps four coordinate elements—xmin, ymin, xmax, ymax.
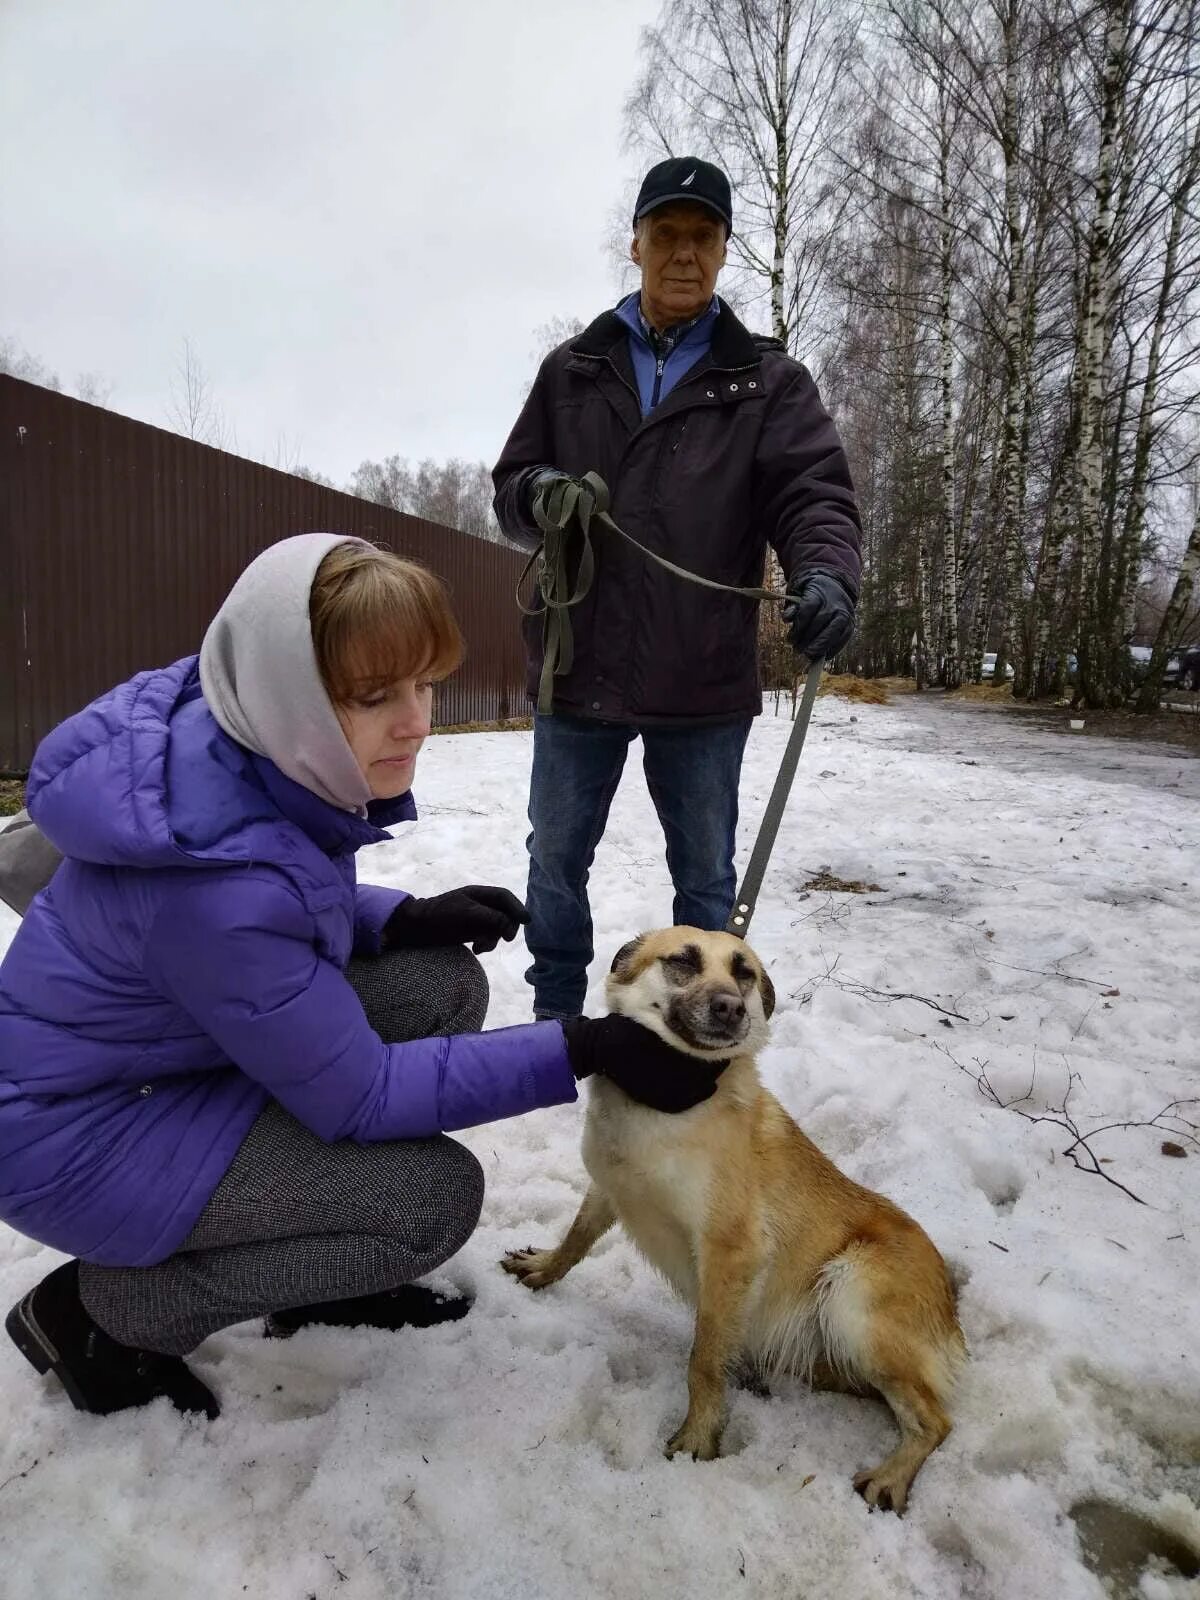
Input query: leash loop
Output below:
<box><xmin>513</xmin><ymin>470</ymin><xmax>827</xmax><ymax>936</ymax></box>
<box><xmin>516</xmin><ymin>471</ymin><xmax>781</xmax><ymax>715</ymax></box>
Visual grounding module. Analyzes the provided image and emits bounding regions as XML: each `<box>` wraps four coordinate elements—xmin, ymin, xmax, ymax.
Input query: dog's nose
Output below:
<box><xmin>709</xmin><ymin>992</ymin><xmax>746</xmax><ymax>1026</ymax></box>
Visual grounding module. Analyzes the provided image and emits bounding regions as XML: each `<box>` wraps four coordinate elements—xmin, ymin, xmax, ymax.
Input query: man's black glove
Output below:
<box><xmin>561</xmin><ymin>1014</ymin><xmax>727</xmax><ymax>1114</ymax></box>
<box><xmin>384</xmin><ymin>887</ymin><xmax>529</xmax><ymax>955</ymax></box>
<box><xmin>783</xmin><ymin>570</ymin><xmax>857</xmax><ymax>660</ymax></box>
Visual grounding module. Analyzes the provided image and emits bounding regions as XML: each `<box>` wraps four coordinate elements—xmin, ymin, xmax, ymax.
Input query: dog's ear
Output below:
<box><xmin>609</xmin><ymin>934</ymin><xmax>647</xmax><ymax>979</ymax></box>
<box><xmin>758</xmin><ymin>966</ymin><xmax>776</xmax><ymax>1019</ymax></box>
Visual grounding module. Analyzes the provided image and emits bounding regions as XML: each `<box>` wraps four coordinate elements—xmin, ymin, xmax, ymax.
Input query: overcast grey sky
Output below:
<box><xmin>1</xmin><ymin>0</ymin><xmax>658</xmax><ymax>481</ymax></box>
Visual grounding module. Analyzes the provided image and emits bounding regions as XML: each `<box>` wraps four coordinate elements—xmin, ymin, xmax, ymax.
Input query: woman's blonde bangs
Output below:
<box><xmin>311</xmin><ymin>542</ymin><xmax>464</xmax><ymax>702</ymax></box>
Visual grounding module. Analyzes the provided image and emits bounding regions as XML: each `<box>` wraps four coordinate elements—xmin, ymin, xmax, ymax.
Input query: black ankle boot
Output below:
<box><xmin>265</xmin><ymin>1283</ymin><xmax>472</xmax><ymax>1338</ymax></box>
<box><xmin>6</xmin><ymin>1260</ymin><xmax>220</xmax><ymax>1420</ymax></box>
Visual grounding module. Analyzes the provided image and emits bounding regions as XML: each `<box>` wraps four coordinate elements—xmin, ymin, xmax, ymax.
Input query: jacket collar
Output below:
<box><xmin>572</xmin><ymin>295</ymin><xmax>764</xmax><ymax>372</ymax></box>
<box><xmin>614</xmin><ymin>292</ymin><xmax>720</xmax><ymax>355</ymax></box>
<box><xmin>250</xmin><ymin>752</ymin><xmax>416</xmax><ymax>854</ymax></box>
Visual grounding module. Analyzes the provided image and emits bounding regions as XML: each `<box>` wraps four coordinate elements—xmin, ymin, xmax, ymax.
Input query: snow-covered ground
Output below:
<box><xmin>1</xmin><ymin>693</ymin><xmax>1197</xmax><ymax>1600</ymax></box>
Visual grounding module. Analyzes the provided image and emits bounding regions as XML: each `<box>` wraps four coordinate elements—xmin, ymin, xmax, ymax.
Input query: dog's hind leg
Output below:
<box><xmin>665</xmin><ymin>1227</ymin><xmax>761</xmax><ymax>1462</ymax></box>
<box><xmin>851</xmin><ymin>1366</ymin><xmax>952</xmax><ymax>1515</ymax></box>
<box><xmin>501</xmin><ymin>1185</ymin><xmax>616</xmax><ymax>1291</ymax></box>
<box><xmin>815</xmin><ymin>1247</ymin><xmax>962</xmax><ymax>1513</ymax></box>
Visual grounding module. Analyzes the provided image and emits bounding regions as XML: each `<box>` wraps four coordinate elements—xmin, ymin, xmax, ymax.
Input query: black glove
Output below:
<box><xmin>783</xmin><ymin>570</ymin><xmax>857</xmax><ymax>659</ymax></box>
<box><xmin>384</xmin><ymin>887</ymin><xmax>529</xmax><ymax>955</ymax></box>
<box><xmin>561</xmin><ymin>1014</ymin><xmax>727</xmax><ymax>1114</ymax></box>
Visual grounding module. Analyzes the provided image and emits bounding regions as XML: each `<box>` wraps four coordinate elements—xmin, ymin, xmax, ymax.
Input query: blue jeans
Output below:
<box><xmin>525</xmin><ymin>712</ymin><xmax>753</xmax><ymax>1018</ymax></box>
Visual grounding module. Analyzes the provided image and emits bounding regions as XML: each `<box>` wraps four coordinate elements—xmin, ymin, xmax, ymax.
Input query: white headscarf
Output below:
<box><xmin>199</xmin><ymin>533</ymin><xmax>375</xmax><ymax>814</ymax></box>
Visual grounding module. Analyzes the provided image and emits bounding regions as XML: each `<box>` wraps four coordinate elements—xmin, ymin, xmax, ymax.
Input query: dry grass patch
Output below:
<box><xmin>432</xmin><ymin>718</ymin><xmax>534</xmax><ymax>736</ymax></box>
<box><xmin>948</xmin><ymin>682</ymin><xmax>1015</xmax><ymax>703</ymax></box>
<box><xmin>817</xmin><ymin>674</ymin><xmax>891</xmax><ymax>704</ymax></box>
<box><xmin>0</xmin><ymin>778</ymin><xmax>26</xmax><ymax>817</ymax></box>
<box><xmin>802</xmin><ymin>869</ymin><xmax>882</xmax><ymax>894</ymax></box>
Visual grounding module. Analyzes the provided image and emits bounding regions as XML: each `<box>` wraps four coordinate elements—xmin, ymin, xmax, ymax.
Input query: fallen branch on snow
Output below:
<box><xmin>831</xmin><ymin>975</ymin><xmax>970</xmax><ymax>1021</ymax></box>
<box><xmin>967</xmin><ymin>942</ymin><xmax>1116</xmax><ymax>991</ymax></box>
<box><xmin>788</xmin><ymin>952</ymin><xmax>970</xmax><ymax>1021</ymax></box>
<box><xmin>932</xmin><ymin>1043</ymin><xmax>1200</xmax><ymax>1205</ymax></box>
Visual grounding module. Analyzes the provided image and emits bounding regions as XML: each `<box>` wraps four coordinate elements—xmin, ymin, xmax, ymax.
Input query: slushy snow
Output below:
<box><xmin>1</xmin><ymin>693</ymin><xmax>1197</xmax><ymax>1599</ymax></box>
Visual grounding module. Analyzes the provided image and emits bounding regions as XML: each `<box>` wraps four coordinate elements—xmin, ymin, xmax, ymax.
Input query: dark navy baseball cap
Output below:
<box><xmin>633</xmin><ymin>157</ymin><xmax>733</xmax><ymax>234</ymax></box>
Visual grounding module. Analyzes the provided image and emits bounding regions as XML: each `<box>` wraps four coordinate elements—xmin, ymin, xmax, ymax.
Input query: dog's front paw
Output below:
<box><xmin>500</xmin><ymin>1246</ymin><xmax>566</xmax><ymax>1291</ymax></box>
<box><xmin>853</xmin><ymin>1463</ymin><xmax>911</xmax><ymax>1515</ymax></box>
<box><xmin>664</xmin><ymin>1418</ymin><xmax>721</xmax><ymax>1462</ymax></box>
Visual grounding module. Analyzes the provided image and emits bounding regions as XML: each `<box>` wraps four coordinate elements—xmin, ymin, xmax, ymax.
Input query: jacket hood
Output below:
<box><xmin>27</xmin><ymin>657</ymin><xmax>415</xmax><ymax>870</ymax></box>
<box><xmin>28</xmin><ymin>658</ymin><xmax>235</xmax><ymax>868</ymax></box>
<box><xmin>199</xmin><ymin>533</ymin><xmax>376</xmax><ymax>814</ymax></box>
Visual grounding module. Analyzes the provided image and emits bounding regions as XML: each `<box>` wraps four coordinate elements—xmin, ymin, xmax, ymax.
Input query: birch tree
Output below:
<box><xmin>1108</xmin><ymin>10</ymin><xmax>1200</xmax><ymax>643</ymax></box>
<box><xmin>349</xmin><ymin>455</ymin><xmax>506</xmax><ymax>544</ymax></box>
<box><xmin>936</xmin><ymin>66</ymin><xmax>962</xmax><ymax>687</ymax></box>
<box><xmin>167</xmin><ymin>339</ymin><xmax>233</xmax><ymax>449</ymax></box>
<box><xmin>1136</xmin><ymin>494</ymin><xmax>1200</xmax><ymax>708</ymax></box>
<box><xmin>621</xmin><ymin>0</ymin><xmax>1200</xmax><ymax>703</ymax></box>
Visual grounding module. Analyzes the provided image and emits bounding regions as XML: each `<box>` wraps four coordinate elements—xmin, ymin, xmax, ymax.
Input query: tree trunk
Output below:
<box><xmin>1135</xmin><ymin>499</ymin><xmax>1200</xmax><ymax>711</ymax></box>
<box><xmin>964</xmin><ymin>407</ymin><xmax>1006</xmax><ymax>681</ymax></box>
<box><xmin>937</xmin><ymin>84</ymin><xmax>961</xmax><ymax>689</ymax></box>
<box><xmin>965</xmin><ymin>528</ymin><xmax>998</xmax><ymax>682</ymax></box>
<box><xmin>1030</xmin><ymin>405</ymin><xmax>1080</xmax><ymax>697</ymax></box>
<box><xmin>991</xmin><ymin>1</ymin><xmax>1028</xmax><ymax>689</ymax></box>
<box><xmin>1075</xmin><ymin>0</ymin><xmax>1130</xmax><ymax>708</ymax></box>
<box><xmin>915</xmin><ymin>536</ymin><xmax>933</xmax><ymax>688</ymax></box>
<box><xmin>1114</xmin><ymin>111</ymin><xmax>1200</xmax><ymax>639</ymax></box>
<box><xmin>769</xmin><ymin>1</ymin><xmax>793</xmax><ymax>343</ymax></box>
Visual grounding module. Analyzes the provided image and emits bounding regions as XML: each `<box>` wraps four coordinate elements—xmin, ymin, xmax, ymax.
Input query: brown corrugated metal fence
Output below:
<box><xmin>1</xmin><ymin>376</ymin><xmax>531</xmax><ymax>772</ymax></box>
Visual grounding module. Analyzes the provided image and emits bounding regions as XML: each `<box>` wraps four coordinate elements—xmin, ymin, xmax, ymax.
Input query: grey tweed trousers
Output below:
<box><xmin>78</xmin><ymin>944</ymin><xmax>489</xmax><ymax>1356</ymax></box>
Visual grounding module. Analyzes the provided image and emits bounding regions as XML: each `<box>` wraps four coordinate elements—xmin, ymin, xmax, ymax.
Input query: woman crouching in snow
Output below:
<box><xmin>0</xmin><ymin>534</ymin><xmax>703</xmax><ymax>1421</ymax></box>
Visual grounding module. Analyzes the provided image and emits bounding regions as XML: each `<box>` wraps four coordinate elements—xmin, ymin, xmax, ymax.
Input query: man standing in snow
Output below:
<box><xmin>493</xmin><ymin>156</ymin><xmax>862</xmax><ymax>1021</ymax></box>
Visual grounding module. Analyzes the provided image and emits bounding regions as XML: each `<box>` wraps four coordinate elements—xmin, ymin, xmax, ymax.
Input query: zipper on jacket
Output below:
<box><xmin>592</xmin><ymin>348</ymin><xmax>761</xmax><ymax>454</ymax></box>
<box><xmin>650</xmin><ymin>355</ymin><xmax>665</xmax><ymax>411</ymax></box>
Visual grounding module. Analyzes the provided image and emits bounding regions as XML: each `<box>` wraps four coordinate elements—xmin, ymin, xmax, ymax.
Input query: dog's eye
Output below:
<box><xmin>730</xmin><ymin>952</ymin><xmax>756</xmax><ymax>992</ymax></box>
<box><xmin>661</xmin><ymin>945</ymin><xmax>702</xmax><ymax>983</ymax></box>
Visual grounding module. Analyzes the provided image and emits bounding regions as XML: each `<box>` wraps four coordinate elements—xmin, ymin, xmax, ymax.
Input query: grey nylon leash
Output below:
<box><xmin>516</xmin><ymin>470</ymin><xmax>825</xmax><ymax>937</ymax></box>
<box><xmin>726</xmin><ymin>656</ymin><xmax>824</xmax><ymax>938</ymax></box>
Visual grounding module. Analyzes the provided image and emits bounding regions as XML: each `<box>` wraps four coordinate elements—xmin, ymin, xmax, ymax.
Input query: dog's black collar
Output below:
<box><xmin>668</xmin><ymin>1056</ymin><xmax>730</xmax><ymax>1112</ymax></box>
<box><xmin>702</xmin><ymin>1058</ymin><xmax>731</xmax><ymax>1081</ymax></box>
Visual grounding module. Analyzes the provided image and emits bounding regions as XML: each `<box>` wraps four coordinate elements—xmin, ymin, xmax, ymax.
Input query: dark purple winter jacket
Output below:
<box><xmin>0</xmin><ymin>658</ymin><xmax>576</xmax><ymax>1267</ymax></box>
<box><xmin>492</xmin><ymin>298</ymin><xmax>862</xmax><ymax>724</ymax></box>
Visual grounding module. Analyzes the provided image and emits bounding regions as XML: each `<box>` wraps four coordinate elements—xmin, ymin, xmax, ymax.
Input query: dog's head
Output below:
<box><xmin>605</xmin><ymin>928</ymin><xmax>776</xmax><ymax>1059</ymax></box>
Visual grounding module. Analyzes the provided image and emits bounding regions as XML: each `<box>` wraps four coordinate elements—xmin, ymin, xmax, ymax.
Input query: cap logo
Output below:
<box><xmin>681</xmin><ymin>170</ymin><xmax>697</xmax><ymax>187</ymax></box>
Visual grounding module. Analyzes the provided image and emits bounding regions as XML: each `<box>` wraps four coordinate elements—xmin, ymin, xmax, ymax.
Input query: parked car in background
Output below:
<box><xmin>1130</xmin><ymin>644</ymin><xmax>1190</xmax><ymax>686</ymax></box>
<box><xmin>981</xmin><ymin>652</ymin><xmax>1015</xmax><ymax>681</ymax></box>
<box><xmin>1128</xmin><ymin>645</ymin><xmax>1154</xmax><ymax>682</ymax></box>
<box><xmin>1045</xmin><ymin>652</ymin><xmax>1079</xmax><ymax>685</ymax></box>
<box><xmin>1173</xmin><ymin>644</ymin><xmax>1200</xmax><ymax>691</ymax></box>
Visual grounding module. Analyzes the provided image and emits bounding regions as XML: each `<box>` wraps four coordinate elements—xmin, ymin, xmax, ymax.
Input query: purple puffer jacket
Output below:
<box><xmin>0</xmin><ymin>658</ymin><xmax>577</xmax><ymax>1267</ymax></box>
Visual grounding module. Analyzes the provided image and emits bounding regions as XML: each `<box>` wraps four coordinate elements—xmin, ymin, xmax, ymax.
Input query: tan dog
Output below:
<box><xmin>502</xmin><ymin>928</ymin><xmax>966</xmax><ymax>1512</ymax></box>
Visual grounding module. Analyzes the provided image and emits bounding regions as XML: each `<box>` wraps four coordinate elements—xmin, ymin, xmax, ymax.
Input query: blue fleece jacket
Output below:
<box><xmin>614</xmin><ymin>292</ymin><xmax>720</xmax><ymax>416</ymax></box>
